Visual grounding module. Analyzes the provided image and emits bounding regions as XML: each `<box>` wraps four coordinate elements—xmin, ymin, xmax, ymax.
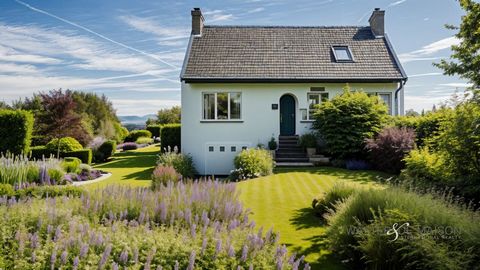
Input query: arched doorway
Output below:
<box><xmin>280</xmin><ymin>94</ymin><xmax>296</xmax><ymax>136</ymax></box>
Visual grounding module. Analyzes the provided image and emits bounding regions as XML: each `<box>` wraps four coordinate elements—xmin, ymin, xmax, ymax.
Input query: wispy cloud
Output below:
<box><xmin>119</xmin><ymin>15</ymin><xmax>189</xmax><ymax>45</ymax></box>
<box><xmin>247</xmin><ymin>7</ymin><xmax>265</xmax><ymax>14</ymax></box>
<box><xmin>112</xmin><ymin>99</ymin><xmax>181</xmax><ymax>116</ymax></box>
<box><xmin>388</xmin><ymin>0</ymin><xmax>407</xmax><ymax>7</ymax></box>
<box><xmin>439</xmin><ymin>83</ymin><xmax>473</xmax><ymax>88</ymax></box>
<box><xmin>14</xmin><ymin>0</ymin><xmax>179</xmax><ymax>69</ymax></box>
<box><xmin>398</xmin><ymin>36</ymin><xmax>460</xmax><ymax>63</ymax></box>
<box><xmin>409</xmin><ymin>72</ymin><xmax>442</xmax><ymax>78</ymax></box>
<box><xmin>0</xmin><ymin>23</ymin><xmax>168</xmax><ymax>74</ymax></box>
<box><xmin>204</xmin><ymin>10</ymin><xmax>236</xmax><ymax>22</ymax></box>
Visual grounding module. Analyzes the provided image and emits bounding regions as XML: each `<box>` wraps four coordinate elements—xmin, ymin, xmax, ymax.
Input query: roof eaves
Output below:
<box><xmin>182</xmin><ymin>77</ymin><xmax>405</xmax><ymax>83</ymax></box>
<box><xmin>384</xmin><ymin>33</ymin><xmax>408</xmax><ymax>81</ymax></box>
<box><xmin>179</xmin><ymin>34</ymin><xmax>194</xmax><ymax>80</ymax></box>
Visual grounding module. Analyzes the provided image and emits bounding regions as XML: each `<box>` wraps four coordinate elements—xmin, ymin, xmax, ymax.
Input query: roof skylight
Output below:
<box><xmin>332</xmin><ymin>46</ymin><xmax>354</xmax><ymax>62</ymax></box>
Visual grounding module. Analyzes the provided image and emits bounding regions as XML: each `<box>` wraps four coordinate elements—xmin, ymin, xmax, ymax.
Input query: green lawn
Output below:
<box><xmin>88</xmin><ymin>144</ymin><xmax>160</xmax><ymax>189</ymax></box>
<box><xmin>237</xmin><ymin>167</ymin><xmax>387</xmax><ymax>269</ymax></box>
<box><xmin>88</xmin><ymin>147</ymin><xmax>387</xmax><ymax>269</ymax></box>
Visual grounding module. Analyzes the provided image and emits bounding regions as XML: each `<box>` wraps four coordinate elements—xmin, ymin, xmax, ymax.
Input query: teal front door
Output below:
<box><xmin>280</xmin><ymin>95</ymin><xmax>296</xmax><ymax>136</ymax></box>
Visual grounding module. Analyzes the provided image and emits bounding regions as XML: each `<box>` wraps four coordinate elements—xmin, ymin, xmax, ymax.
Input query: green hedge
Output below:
<box><xmin>93</xmin><ymin>140</ymin><xmax>116</xmax><ymax>162</ymax></box>
<box><xmin>0</xmin><ymin>109</ymin><xmax>34</xmax><ymax>155</ymax></box>
<box><xmin>125</xmin><ymin>129</ymin><xmax>152</xmax><ymax>142</ymax></box>
<box><xmin>147</xmin><ymin>125</ymin><xmax>162</xmax><ymax>137</ymax></box>
<box><xmin>29</xmin><ymin>146</ymin><xmax>54</xmax><ymax>160</ymax></box>
<box><xmin>160</xmin><ymin>124</ymin><xmax>180</xmax><ymax>152</ymax></box>
<box><xmin>61</xmin><ymin>149</ymin><xmax>92</xmax><ymax>165</ymax></box>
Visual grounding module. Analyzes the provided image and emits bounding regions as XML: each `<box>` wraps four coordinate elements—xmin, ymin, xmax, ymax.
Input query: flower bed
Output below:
<box><xmin>0</xmin><ymin>181</ymin><xmax>309</xmax><ymax>269</ymax></box>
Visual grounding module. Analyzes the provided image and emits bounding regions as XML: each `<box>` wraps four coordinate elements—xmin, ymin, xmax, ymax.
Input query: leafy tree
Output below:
<box><xmin>312</xmin><ymin>85</ymin><xmax>388</xmax><ymax>159</ymax></box>
<box><xmin>436</xmin><ymin>101</ymin><xmax>480</xmax><ymax>180</ymax></box>
<box><xmin>434</xmin><ymin>0</ymin><xmax>480</xmax><ymax>86</ymax></box>
<box><xmin>36</xmin><ymin>90</ymin><xmax>92</xmax><ymax>146</ymax></box>
<box><xmin>71</xmin><ymin>91</ymin><xmax>123</xmax><ymax>141</ymax></box>
<box><xmin>405</xmin><ymin>109</ymin><xmax>419</xmax><ymax>117</ymax></box>
<box><xmin>154</xmin><ymin>106</ymin><xmax>181</xmax><ymax>125</ymax></box>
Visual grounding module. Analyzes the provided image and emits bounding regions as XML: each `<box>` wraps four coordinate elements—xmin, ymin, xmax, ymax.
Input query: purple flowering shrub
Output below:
<box><xmin>0</xmin><ymin>181</ymin><xmax>310</xmax><ymax>269</ymax></box>
<box><xmin>118</xmin><ymin>142</ymin><xmax>138</xmax><ymax>151</ymax></box>
<box><xmin>365</xmin><ymin>127</ymin><xmax>416</xmax><ymax>174</ymax></box>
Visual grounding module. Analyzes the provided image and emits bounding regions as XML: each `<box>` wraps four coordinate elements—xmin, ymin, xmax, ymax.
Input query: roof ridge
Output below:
<box><xmin>204</xmin><ymin>25</ymin><xmax>370</xmax><ymax>29</ymax></box>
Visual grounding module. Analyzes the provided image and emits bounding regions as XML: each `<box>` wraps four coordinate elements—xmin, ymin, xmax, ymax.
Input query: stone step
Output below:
<box><xmin>278</xmin><ymin>141</ymin><xmax>300</xmax><ymax>146</ymax></box>
<box><xmin>278</xmin><ymin>135</ymin><xmax>299</xmax><ymax>140</ymax></box>
<box><xmin>277</xmin><ymin>147</ymin><xmax>304</xmax><ymax>152</ymax></box>
<box><xmin>275</xmin><ymin>157</ymin><xmax>310</xmax><ymax>162</ymax></box>
<box><xmin>275</xmin><ymin>162</ymin><xmax>314</xmax><ymax>167</ymax></box>
<box><xmin>276</xmin><ymin>153</ymin><xmax>308</xmax><ymax>158</ymax></box>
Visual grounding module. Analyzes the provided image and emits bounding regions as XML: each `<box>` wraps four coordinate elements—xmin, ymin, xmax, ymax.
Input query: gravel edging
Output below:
<box><xmin>72</xmin><ymin>173</ymin><xmax>112</xmax><ymax>186</ymax></box>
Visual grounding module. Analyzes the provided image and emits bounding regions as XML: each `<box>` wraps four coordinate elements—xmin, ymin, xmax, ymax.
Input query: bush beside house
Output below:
<box><xmin>161</xmin><ymin>124</ymin><xmax>181</xmax><ymax>152</ymax></box>
<box><xmin>231</xmin><ymin>148</ymin><xmax>274</xmax><ymax>180</ymax></box>
<box><xmin>312</xmin><ymin>86</ymin><xmax>388</xmax><ymax>160</ymax></box>
<box><xmin>0</xmin><ymin>109</ymin><xmax>34</xmax><ymax>155</ymax></box>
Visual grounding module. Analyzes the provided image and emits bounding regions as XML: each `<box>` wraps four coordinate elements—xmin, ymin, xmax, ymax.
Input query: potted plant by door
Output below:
<box><xmin>268</xmin><ymin>137</ymin><xmax>277</xmax><ymax>159</ymax></box>
<box><xmin>300</xmin><ymin>133</ymin><xmax>317</xmax><ymax>157</ymax></box>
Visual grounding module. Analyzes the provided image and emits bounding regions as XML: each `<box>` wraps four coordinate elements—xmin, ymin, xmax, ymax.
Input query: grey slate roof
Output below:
<box><xmin>181</xmin><ymin>26</ymin><xmax>407</xmax><ymax>82</ymax></box>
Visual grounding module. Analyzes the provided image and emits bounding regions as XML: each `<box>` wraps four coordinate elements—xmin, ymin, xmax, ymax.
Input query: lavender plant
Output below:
<box><xmin>0</xmin><ymin>181</ymin><xmax>309</xmax><ymax>269</ymax></box>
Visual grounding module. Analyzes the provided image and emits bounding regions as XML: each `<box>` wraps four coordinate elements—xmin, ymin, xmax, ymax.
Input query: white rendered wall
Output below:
<box><xmin>181</xmin><ymin>82</ymin><xmax>399</xmax><ymax>175</ymax></box>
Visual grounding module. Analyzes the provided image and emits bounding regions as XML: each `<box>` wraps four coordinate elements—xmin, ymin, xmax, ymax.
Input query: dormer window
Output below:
<box><xmin>332</xmin><ymin>46</ymin><xmax>354</xmax><ymax>62</ymax></box>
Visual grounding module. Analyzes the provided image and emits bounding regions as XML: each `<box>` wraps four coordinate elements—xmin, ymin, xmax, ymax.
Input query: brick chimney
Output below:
<box><xmin>191</xmin><ymin>8</ymin><xmax>204</xmax><ymax>36</ymax></box>
<box><xmin>369</xmin><ymin>8</ymin><xmax>385</xmax><ymax>37</ymax></box>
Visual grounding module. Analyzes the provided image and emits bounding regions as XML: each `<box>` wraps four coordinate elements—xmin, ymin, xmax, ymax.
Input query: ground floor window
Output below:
<box><xmin>307</xmin><ymin>92</ymin><xmax>329</xmax><ymax>120</ymax></box>
<box><xmin>203</xmin><ymin>92</ymin><xmax>241</xmax><ymax>120</ymax></box>
<box><xmin>378</xmin><ymin>93</ymin><xmax>392</xmax><ymax>115</ymax></box>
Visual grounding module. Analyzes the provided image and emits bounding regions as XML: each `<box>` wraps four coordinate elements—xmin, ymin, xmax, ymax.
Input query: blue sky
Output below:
<box><xmin>0</xmin><ymin>0</ymin><xmax>470</xmax><ymax>115</ymax></box>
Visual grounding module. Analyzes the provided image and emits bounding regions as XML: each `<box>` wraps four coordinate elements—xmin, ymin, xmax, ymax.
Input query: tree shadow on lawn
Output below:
<box><xmin>274</xmin><ymin>166</ymin><xmax>392</xmax><ymax>185</ymax></box>
<box><xmin>120</xmin><ymin>167</ymin><xmax>155</xmax><ymax>181</ymax></box>
<box><xmin>288</xmin><ymin>207</ymin><xmax>347</xmax><ymax>270</ymax></box>
<box><xmin>290</xmin><ymin>207</ymin><xmax>326</xmax><ymax>229</ymax></box>
<box><xmin>94</xmin><ymin>153</ymin><xmax>157</xmax><ymax>169</ymax></box>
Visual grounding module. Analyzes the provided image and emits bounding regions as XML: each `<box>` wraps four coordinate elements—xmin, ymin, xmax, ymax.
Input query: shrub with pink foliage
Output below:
<box><xmin>151</xmin><ymin>165</ymin><xmax>180</xmax><ymax>189</ymax></box>
<box><xmin>365</xmin><ymin>127</ymin><xmax>416</xmax><ymax>173</ymax></box>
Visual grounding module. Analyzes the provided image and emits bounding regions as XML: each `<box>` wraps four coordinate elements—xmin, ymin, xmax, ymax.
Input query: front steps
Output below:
<box><xmin>275</xmin><ymin>135</ymin><xmax>313</xmax><ymax>166</ymax></box>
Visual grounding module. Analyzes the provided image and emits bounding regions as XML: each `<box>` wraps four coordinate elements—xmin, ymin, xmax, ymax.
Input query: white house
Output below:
<box><xmin>180</xmin><ymin>8</ymin><xmax>407</xmax><ymax>175</ymax></box>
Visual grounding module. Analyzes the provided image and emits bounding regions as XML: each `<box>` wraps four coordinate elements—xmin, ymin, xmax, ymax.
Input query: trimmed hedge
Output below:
<box><xmin>30</xmin><ymin>147</ymin><xmax>92</xmax><ymax>164</ymax></box>
<box><xmin>61</xmin><ymin>149</ymin><xmax>92</xmax><ymax>165</ymax></box>
<box><xmin>0</xmin><ymin>109</ymin><xmax>34</xmax><ymax>155</ymax></box>
<box><xmin>93</xmin><ymin>140</ymin><xmax>116</xmax><ymax>162</ymax></box>
<box><xmin>147</xmin><ymin>125</ymin><xmax>162</xmax><ymax>138</ymax></box>
<box><xmin>29</xmin><ymin>146</ymin><xmax>54</xmax><ymax>160</ymax></box>
<box><xmin>161</xmin><ymin>124</ymin><xmax>180</xmax><ymax>152</ymax></box>
<box><xmin>124</xmin><ymin>130</ymin><xmax>152</xmax><ymax>142</ymax></box>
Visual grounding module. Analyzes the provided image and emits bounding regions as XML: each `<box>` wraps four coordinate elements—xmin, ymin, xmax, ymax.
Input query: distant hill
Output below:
<box><xmin>119</xmin><ymin>114</ymin><xmax>156</xmax><ymax>124</ymax></box>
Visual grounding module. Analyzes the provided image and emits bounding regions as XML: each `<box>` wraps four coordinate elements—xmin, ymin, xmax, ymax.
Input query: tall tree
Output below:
<box><xmin>434</xmin><ymin>0</ymin><xmax>480</xmax><ymax>87</ymax></box>
<box><xmin>154</xmin><ymin>106</ymin><xmax>181</xmax><ymax>125</ymax></box>
<box><xmin>36</xmin><ymin>90</ymin><xmax>92</xmax><ymax>145</ymax></box>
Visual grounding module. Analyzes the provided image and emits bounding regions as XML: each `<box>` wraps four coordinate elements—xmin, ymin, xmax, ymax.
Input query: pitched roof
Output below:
<box><xmin>181</xmin><ymin>26</ymin><xmax>407</xmax><ymax>82</ymax></box>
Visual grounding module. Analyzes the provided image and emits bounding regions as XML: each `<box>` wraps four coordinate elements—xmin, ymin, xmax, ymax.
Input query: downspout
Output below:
<box><xmin>394</xmin><ymin>79</ymin><xmax>407</xmax><ymax>116</ymax></box>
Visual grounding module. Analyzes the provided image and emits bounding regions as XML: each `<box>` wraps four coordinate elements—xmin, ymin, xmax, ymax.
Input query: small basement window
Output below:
<box><xmin>332</xmin><ymin>46</ymin><xmax>354</xmax><ymax>62</ymax></box>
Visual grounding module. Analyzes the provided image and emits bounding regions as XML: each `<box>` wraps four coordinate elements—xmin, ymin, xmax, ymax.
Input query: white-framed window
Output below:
<box><xmin>202</xmin><ymin>92</ymin><xmax>242</xmax><ymax>120</ymax></box>
<box><xmin>307</xmin><ymin>92</ymin><xmax>329</xmax><ymax>120</ymax></box>
<box><xmin>377</xmin><ymin>93</ymin><xmax>392</xmax><ymax>115</ymax></box>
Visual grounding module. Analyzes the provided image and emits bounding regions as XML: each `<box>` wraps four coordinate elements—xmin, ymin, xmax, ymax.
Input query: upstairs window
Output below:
<box><xmin>332</xmin><ymin>46</ymin><xmax>354</xmax><ymax>62</ymax></box>
<box><xmin>203</xmin><ymin>92</ymin><xmax>242</xmax><ymax>120</ymax></box>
